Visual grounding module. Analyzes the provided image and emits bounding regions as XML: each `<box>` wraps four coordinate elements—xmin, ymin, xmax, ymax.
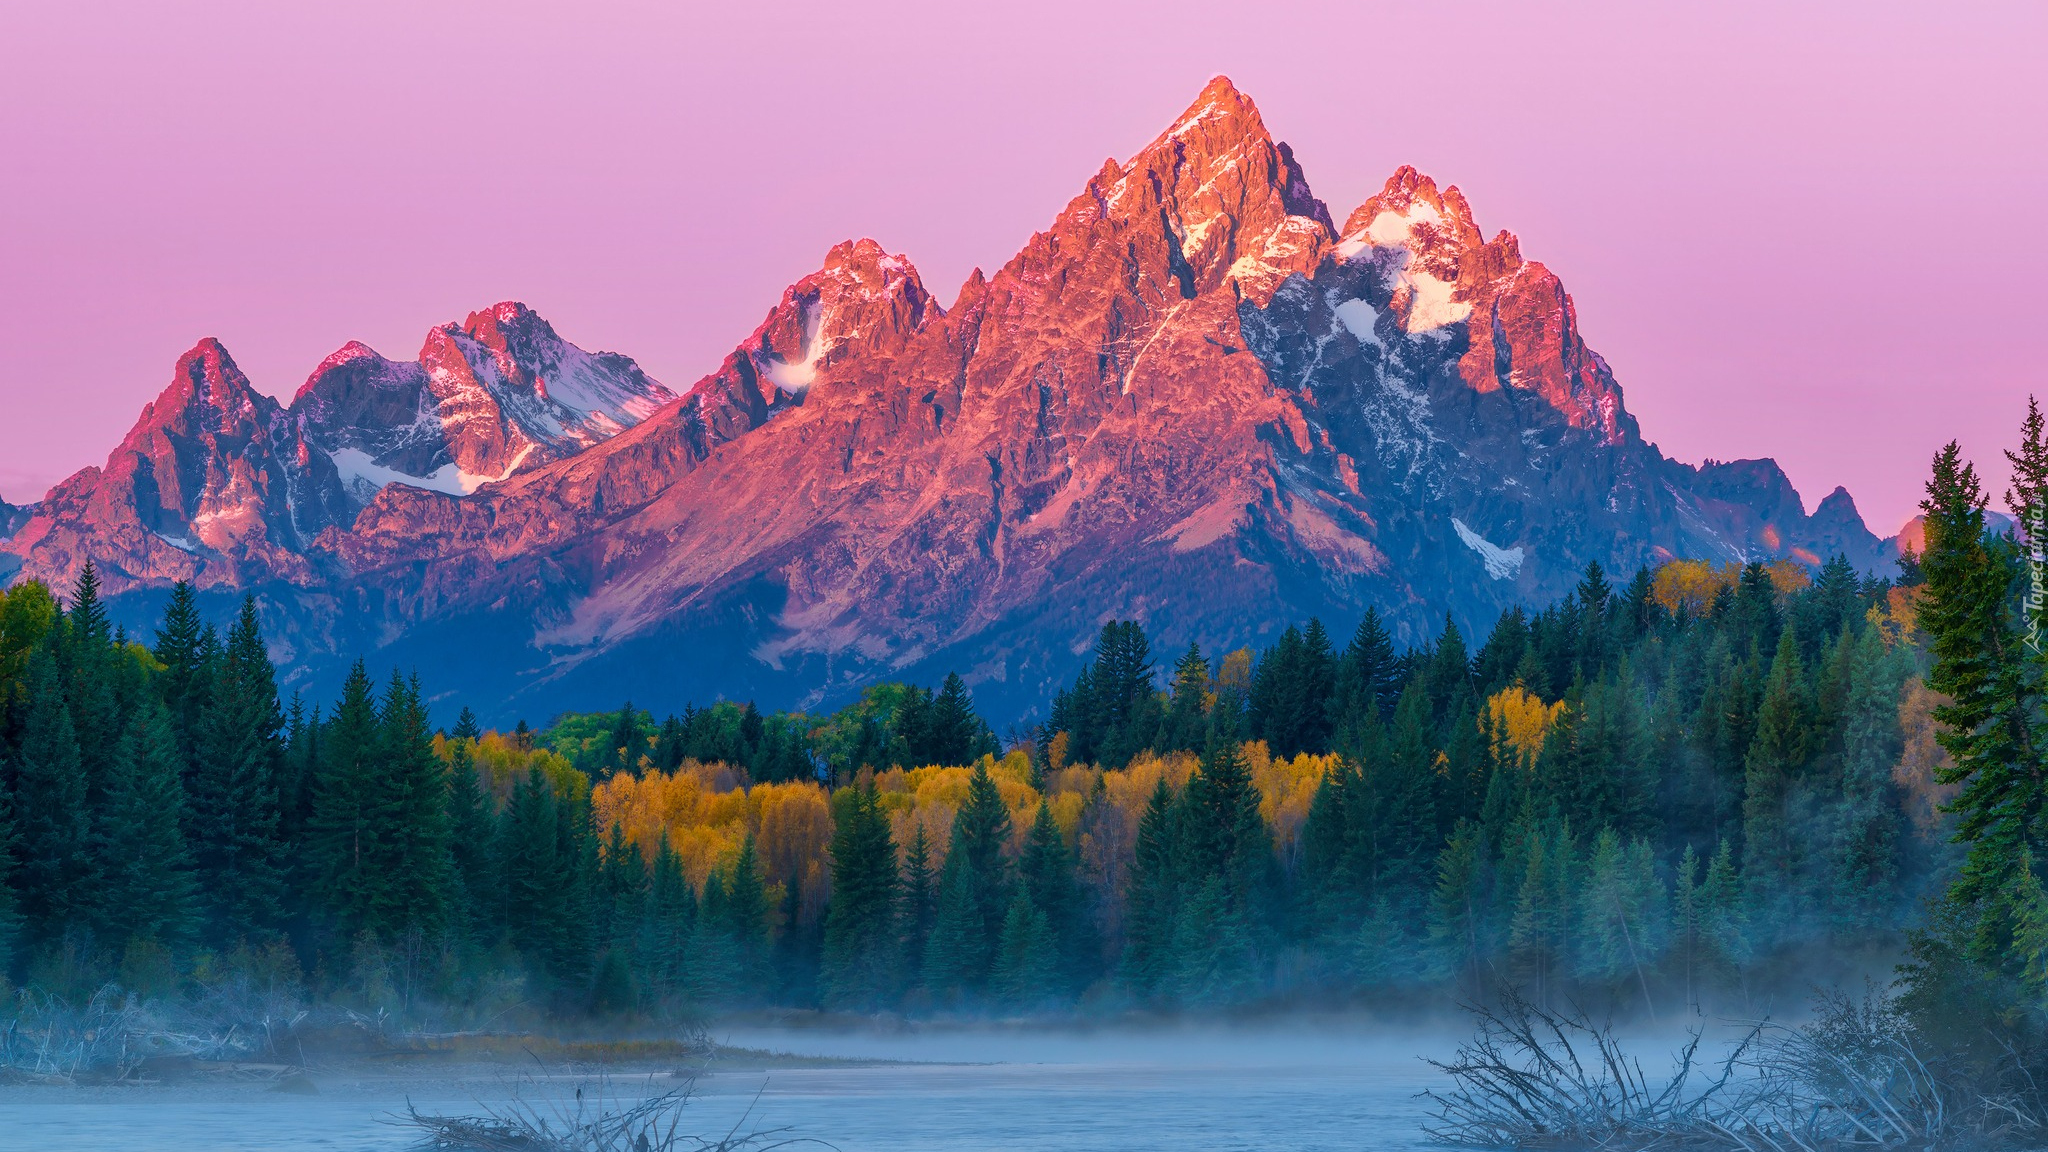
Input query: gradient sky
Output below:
<box><xmin>3</xmin><ymin>0</ymin><xmax>2042</xmax><ymax>533</ymax></box>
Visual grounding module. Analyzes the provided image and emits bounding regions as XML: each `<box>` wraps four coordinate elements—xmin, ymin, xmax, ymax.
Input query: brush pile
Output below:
<box><xmin>1425</xmin><ymin>986</ymin><xmax>2043</xmax><ymax>1150</ymax></box>
<box><xmin>403</xmin><ymin>1073</ymin><xmax>820</xmax><ymax>1152</ymax></box>
<box><xmin>0</xmin><ymin>983</ymin><xmax>299</xmax><ymax>1083</ymax></box>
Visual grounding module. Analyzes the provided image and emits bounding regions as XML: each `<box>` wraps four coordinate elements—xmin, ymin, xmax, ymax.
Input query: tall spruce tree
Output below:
<box><xmin>96</xmin><ymin>693</ymin><xmax>199</xmax><ymax>948</ymax></box>
<box><xmin>371</xmin><ymin>672</ymin><xmax>452</xmax><ymax>939</ymax></box>
<box><xmin>1917</xmin><ymin>441</ymin><xmax>2041</xmax><ymax>950</ymax></box>
<box><xmin>1018</xmin><ymin>798</ymin><xmax>1095</xmax><ymax>993</ymax></box>
<box><xmin>11</xmin><ymin>646</ymin><xmax>91</xmax><ymax>943</ymax></box>
<box><xmin>188</xmin><ymin>598</ymin><xmax>288</xmax><ymax>941</ymax></box>
<box><xmin>922</xmin><ymin>762</ymin><xmax>1012</xmax><ymax>994</ymax></box>
<box><xmin>900</xmin><ymin>822</ymin><xmax>937</xmax><ymax>971</ymax></box>
<box><xmin>820</xmin><ymin>784</ymin><xmax>899</xmax><ymax>1008</ymax></box>
<box><xmin>307</xmin><ymin>661</ymin><xmax>385</xmax><ymax>940</ymax></box>
<box><xmin>1159</xmin><ymin>643</ymin><xmax>1212</xmax><ymax>754</ymax></box>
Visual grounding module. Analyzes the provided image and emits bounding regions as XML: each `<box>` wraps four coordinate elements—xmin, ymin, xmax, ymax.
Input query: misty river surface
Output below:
<box><xmin>0</xmin><ymin>1024</ymin><xmax>1450</xmax><ymax>1151</ymax></box>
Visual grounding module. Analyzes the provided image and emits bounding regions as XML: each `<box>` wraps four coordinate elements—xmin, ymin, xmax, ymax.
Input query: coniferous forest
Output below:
<box><xmin>2</xmin><ymin>409</ymin><xmax>2047</xmax><ymax>1066</ymax></box>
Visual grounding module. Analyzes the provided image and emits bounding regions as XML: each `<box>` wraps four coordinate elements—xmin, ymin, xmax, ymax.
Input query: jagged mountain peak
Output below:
<box><xmin>1041</xmin><ymin>78</ymin><xmax>1335</xmax><ymax>307</ymax></box>
<box><xmin>6</xmin><ymin>76</ymin><xmax>1888</xmax><ymax>721</ymax></box>
<box><xmin>1341</xmin><ymin>166</ymin><xmax>1482</xmax><ymax>249</ymax></box>
<box><xmin>126</xmin><ymin>338</ymin><xmax>276</xmax><ymax>449</ymax></box>
<box><xmin>747</xmin><ymin>240</ymin><xmax>941</xmax><ymax>396</ymax></box>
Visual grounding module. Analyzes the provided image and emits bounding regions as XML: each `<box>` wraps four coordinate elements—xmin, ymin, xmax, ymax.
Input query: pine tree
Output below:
<box><xmin>716</xmin><ymin>834</ymin><xmax>772</xmax><ymax>994</ymax></box>
<box><xmin>990</xmin><ymin>887</ymin><xmax>1060</xmax><ymax>1007</ymax></box>
<box><xmin>151</xmin><ymin>581</ymin><xmax>205</xmax><ymax>757</ymax></box>
<box><xmin>1180</xmin><ymin>735</ymin><xmax>1273</xmax><ymax>906</ymax></box>
<box><xmin>900</xmin><ymin>822</ymin><xmax>937</xmax><ymax>970</ymax></box>
<box><xmin>1742</xmin><ymin>626</ymin><xmax>1810</xmax><ymax>935</ymax></box>
<box><xmin>1332</xmin><ymin>608</ymin><xmax>1400</xmax><ymax>745</ymax></box>
<box><xmin>1918</xmin><ymin>441</ymin><xmax>2045</xmax><ymax>952</ymax></box>
<box><xmin>1019</xmin><ymin>799</ymin><xmax>1095</xmax><ymax>993</ymax></box>
<box><xmin>1250</xmin><ymin>625</ymin><xmax>1310</xmax><ymax>757</ymax></box>
<box><xmin>605</xmin><ymin>702</ymin><xmax>644</xmax><ymax>778</ymax></box>
<box><xmin>821</xmin><ymin>784</ymin><xmax>899</xmax><ymax>1009</ymax></box>
<box><xmin>1120</xmin><ymin>777</ymin><xmax>1181</xmax><ymax>996</ymax></box>
<box><xmin>444</xmin><ymin>733</ymin><xmax>496</xmax><ymax>944</ymax></box>
<box><xmin>62</xmin><ymin>564</ymin><xmax>122</xmax><ymax>840</ymax></box>
<box><xmin>1506</xmin><ymin>815</ymin><xmax>1577</xmax><ymax>1007</ymax></box>
<box><xmin>639</xmin><ymin>833</ymin><xmax>696</xmax><ymax>1001</ymax></box>
<box><xmin>188</xmin><ymin>598</ymin><xmax>288</xmax><ymax>941</ymax></box>
<box><xmin>1830</xmin><ymin>626</ymin><xmax>1907</xmax><ymax>933</ymax></box>
<box><xmin>921</xmin><ymin>763</ymin><xmax>1012</xmax><ymax>994</ymax></box>
<box><xmin>500</xmin><ymin>766</ymin><xmax>568</xmax><ymax>975</ymax></box>
<box><xmin>1576</xmin><ymin>830</ymin><xmax>1665</xmax><ymax>1016</ymax></box>
<box><xmin>308</xmin><ymin>660</ymin><xmax>386</xmax><ymax>941</ymax></box>
<box><xmin>1428</xmin><ymin>819</ymin><xmax>1491</xmax><ymax>1001</ymax></box>
<box><xmin>1671</xmin><ymin>844</ymin><xmax>1707</xmax><ymax>1011</ymax></box>
<box><xmin>96</xmin><ymin>693</ymin><xmax>199</xmax><ymax>948</ymax></box>
<box><xmin>926</xmin><ymin>673</ymin><xmax>989</xmax><ymax>767</ymax></box>
<box><xmin>1699</xmin><ymin>838</ymin><xmax>1750</xmax><ymax>991</ymax></box>
<box><xmin>1159</xmin><ymin>643</ymin><xmax>1211</xmax><ymax>755</ymax></box>
<box><xmin>0</xmin><ymin>776</ymin><xmax>20</xmax><ymax>973</ymax></box>
<box><xmin>11</xmin><ymin>646</ymin><xmax>91</xmax><ymax>942</ymax></box>
<box><xmin>372</xmin><ymin>672</ymin><xmax>452</xmax><ymax>939</ymax></box>
<box><xmin>596</xmin><ymin>822</ymin><xmax>641</xmax><ymax>947</ymax></box>
<box><xmin>1371</xmin><ymin>686</ymin><xmax>1442</xmax><ymax>905</ymax></box>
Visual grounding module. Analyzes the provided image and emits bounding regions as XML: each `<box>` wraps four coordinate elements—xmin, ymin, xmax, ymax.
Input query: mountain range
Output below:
<box><xmin>0</xmin><ymin>78</ymin><xmax>1896</xmax><ymax>722</ymax></box>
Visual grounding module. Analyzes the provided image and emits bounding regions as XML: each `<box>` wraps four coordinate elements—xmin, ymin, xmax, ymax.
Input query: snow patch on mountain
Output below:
<box><xmin>330</xmin><ymin>447</ymin><xmax>520</xmax><ymax>498</ymax></box>
<box><xmin>765</xmin><ymin>299</ymin><xmax>827</xmax><ymax>393</ymax></box>
<box><xmin>1452</xmin><ymin>518</ymin><xmax>1525</xmax><ymax>580</ymax></box>
<box><xmin>1332</xmin><ymin>298</ymin><xmax>1383</xmax><ymax>347</ymax></box>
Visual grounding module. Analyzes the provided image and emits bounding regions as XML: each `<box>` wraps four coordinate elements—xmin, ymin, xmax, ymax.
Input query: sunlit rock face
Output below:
<box><xmin>2</xmin><ymin>78</ymin><xmax>1883</xmax><ymax>720</ymax></box>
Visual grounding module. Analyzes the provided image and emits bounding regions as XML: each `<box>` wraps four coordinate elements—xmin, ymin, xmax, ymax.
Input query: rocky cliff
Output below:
<box><xmin>2</xmin><ymin>78</ymin><xmax>1886</xmax><ymax>721</ymax></box>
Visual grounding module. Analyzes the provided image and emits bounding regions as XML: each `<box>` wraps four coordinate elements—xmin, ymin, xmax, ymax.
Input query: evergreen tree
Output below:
<box><xmin>900</xmin><ymin>823</ymin><xmax>937</xmax><ymax>971</ymax></box>
<box><xmin>500</xmin><ymin>766</ymin><xmax>569</xmax><ymax>975</ymax></box>
<box><xmin>715</xmin><ymin>834</ymin><xmax>772</xmax><ymax>989</ymax></box>
<box><xmin>152</xmin><ymin>583</ymin><xmax>206</xmax><ymax>767</ymax></box>
<box><xmin>1830</xmin><ymin>626</ymin><xmax>1908</xmax><ymax>933</ymax></box>
<box><xmin>922</xmin><ymin>763</ymin><xmax>1012</xmax><ymax>994</ymax></box>
<box><xmin>926</xmin><ymin>673</ymin><xmax>988</xmax><ymax>768</ymax></box>
<box><xmin>96</xmin><ymin>694</ymin><xmax>199</xmax><ymax>948</ymax></box>
<box><xmin>1506</xmin><ymin>814</ymin><xmax>1578</xmax><ymax>1006</ymax></box>
<box><xmin>821</xmin><ymin>784</ymin><xmax>899</xmax><ymax>1009</ymax></box>
<box><xmin>1332</xmin><ymin>608</ymin><xmax>1400</xmax><ymax>743</ymax></box>
<box><xmin>1742</xmin><ymin>626</ymin><xmax>1810</xmax><ymax>933</ymax></box>
<box><xmin>444</xmin><ymin>733</ymin><xmax>497</xmax><ymax>945</ymax></box>
<box><xmin>1371</xmin><ymin>686</ymin><xmax>1442</xmax><ymax>905</ymax></box>
<box><xmin>188</xmin><ymin>598</ymin><xmax>288</xmax><ymax>941</ymax></box>
<box><xmin>990</xmin><ymin>887</ymin><xmax>1060</xmax><ymax>1007</ymax></box>
<box><xmin>604</xmin><ymin>702</ymin><xmax>644</xmax><ymax>779</ymax></box>
<box><xmin>308</xmin><ymin>661</ymin><xmax>387</xmax><ymax>941</ymax></box>
<box><xmin>1576</xmin><ymin>830</ymin><xmax>1665</xmax><ymax>1015</ymax></box>
<box><xmin>1159</xmin><ymin>643</ymin><xmax>1212</xmax><ymax>755</ymax></box>
<box><xmin>1918</xmin><ymin>441</ymin><xmax>2044</xmax><ymax>955</ymax></box>
<box><xmin>1428</xmin><ymin>819</ymin><xmax>1491</xmax><ymax>1000</ymax></box>
<box><xmin>1120</xmin><ymin>777</ymin><xmax>1181</xmax><ymax>996</ymax></box>
<box><xmin>1018</xmin><ymin>799</ymin><xmax>1095</xmax><ymax>993</ymax></box>
<box><xmin>11</xmin><ymin>646</ymin><xmax>92</xmax><ymax>942</ymax></box>
<box><xmin>0</xmin><ymin>775</ymin><xmax>20</xmax><ymax>973</ymax></box>
<box><xmin>373</xmin><ymin>672</ymin><xmax>452</xmax><ymax>939</ymax></box>
<box><xmin>639</xmin><ymin>833</ymin><xmax>696</xmax><ymax>1002</ymax></box>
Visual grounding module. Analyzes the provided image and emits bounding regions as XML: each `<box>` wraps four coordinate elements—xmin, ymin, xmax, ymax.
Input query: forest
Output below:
<box><xmin>0</xmin><ymin>412</ymin><xmax>2042</xmax><ymax>1064</ymax></box>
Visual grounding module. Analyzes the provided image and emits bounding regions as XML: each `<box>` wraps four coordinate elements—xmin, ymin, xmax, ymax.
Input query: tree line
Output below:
<box><xmin>0</xmin><ymin>413</ymin><xmax>2032</xmax><ymax>1024</ymax></box>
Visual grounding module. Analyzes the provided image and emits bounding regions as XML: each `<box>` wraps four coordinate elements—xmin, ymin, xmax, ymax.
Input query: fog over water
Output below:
<box><xmin>0</xmin><ymin>1020</ymin><xmax>1465</xmax><ymax>1151</ymax></box>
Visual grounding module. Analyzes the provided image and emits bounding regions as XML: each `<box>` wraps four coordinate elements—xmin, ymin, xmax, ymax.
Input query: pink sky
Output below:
<box><xmin>2</xmin><ymin>0</ymin><xmax>2042</xmax><ymax>534</ymax></box>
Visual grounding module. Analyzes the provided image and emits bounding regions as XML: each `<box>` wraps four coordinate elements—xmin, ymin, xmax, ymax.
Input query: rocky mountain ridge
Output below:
<box><xmin>2</xmin><ymin>77</ymin><xmax>1890</xmax><ymax>720</ymax></box>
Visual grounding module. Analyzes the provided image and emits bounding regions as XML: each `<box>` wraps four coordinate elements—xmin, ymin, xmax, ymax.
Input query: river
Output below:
<box><xmin>0</xmin><ymin>1022</ymin><xmax>1452</xmax><ymax>1151</ymax></box>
